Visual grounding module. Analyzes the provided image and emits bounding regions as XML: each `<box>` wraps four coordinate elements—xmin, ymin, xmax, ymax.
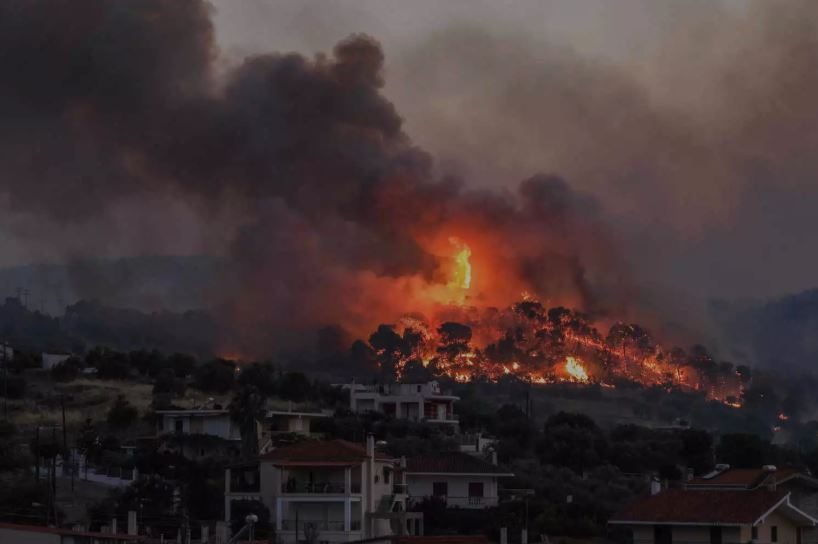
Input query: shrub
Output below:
<box><xmin>107</xmin><ymin>396</ymin><xmax>138</xmax><ymax>429</ymax></box>
<box><xmin>0</xmin><ymin>375</ymin><xmax>26</xmax><ymax>399</ymax></box>
<box><xmin>52</xmin><ymin>356</ymin><xmax>83</xmax><ymax>382</ymax></box>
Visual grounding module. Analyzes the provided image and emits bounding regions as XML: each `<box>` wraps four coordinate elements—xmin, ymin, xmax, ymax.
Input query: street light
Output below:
<box><xmin>245</xmin><ymin>514</ymin><xmax>258</xmax><ymax>542</ymax></box>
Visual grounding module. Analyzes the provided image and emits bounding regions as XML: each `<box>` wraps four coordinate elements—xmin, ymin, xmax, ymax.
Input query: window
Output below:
<box><xmin>432</xmin><ymin>482</ymin><xmax>448</xmax><ymax>497</ymax></box>
<box><xmin>383</xmin><ymin>467</ymin><xmax>391</xmax><ymax>484</ymax></box>
<box><xmin>174</xmin><ymin>419</ymin><xmax>184</xmax><ymax>433</ymax></box>
<box><xmin>417</xmin><ymin>385</ymin><xmax>422</xmax><ymax>392</ymax></box>
<box><xmin>771</xmin><ymin>526</ymin><xmax>778</xmax><ymax>543</ymax></box>
<box><xmin>710</xmin><ymin>526</ymin><xmax>722</xmax><ymax>544</ymax></box>
<box><xmin>468</xmin><ymin>482</ymin><xmax>484</xmax><ymax>497</ymax></box>
<box><xmin>751</xmin><ymin>527</ymin><xmax>758</xmax><ymax>540</ymax></box>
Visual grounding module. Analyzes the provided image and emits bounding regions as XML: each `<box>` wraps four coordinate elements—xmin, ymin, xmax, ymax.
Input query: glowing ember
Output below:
<box><xmin>564</xmin><ymin>356</ymin><xmax>590</xmax><ymax>383</ymax></box>
<box><xmin>778</xmin><ymin>412</ymin><xmax>790</xmax><ymax>421</ymax></box>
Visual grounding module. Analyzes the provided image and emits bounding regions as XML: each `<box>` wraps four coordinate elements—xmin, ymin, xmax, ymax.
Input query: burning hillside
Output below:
<box><xmin>0</xmin><ymin>1</ymin><xmax>762</xmax><ymax>403</ymax></box>
<box><xmin>357</xmin><ymin>240</ymin><xmax>745</xmax><ymax>405</ymax></box>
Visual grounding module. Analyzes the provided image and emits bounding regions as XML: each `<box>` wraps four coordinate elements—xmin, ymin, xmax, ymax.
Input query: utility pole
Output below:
<box><xmin>51</xmin><ymin>425</ymin><xmax>58</xmax><ymax>525</ymax></box>
<box><xmin>35</xmin><ymin>426</ymin><xmax>40</xmax><ymax>481</ymax></box>
<box><xmin>2</xmin><ymin>341</ymin><xmax>7</xmax><ymax>419</ymax></box>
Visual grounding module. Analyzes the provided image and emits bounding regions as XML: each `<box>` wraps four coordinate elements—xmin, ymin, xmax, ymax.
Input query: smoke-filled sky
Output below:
<box><xmin>2</xmin><ymin>0</ymin><xmax>818</xmax><ymax>348</ymax></box>
<box><xmin>211</xmin><ymin>0</ymin><xmax>818</xmax><ymax>303</ymax></box>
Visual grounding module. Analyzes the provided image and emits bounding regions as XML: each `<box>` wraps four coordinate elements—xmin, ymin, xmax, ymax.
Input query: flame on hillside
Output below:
<box><xmin>564</xmin><ymin>357</ymin><xmax>590</xmax><ymax>383</ymax></box>
<box><xmin>363</xmin><ymin>235</ymin><xmax>745</xmax><ymax>406</ymax></box>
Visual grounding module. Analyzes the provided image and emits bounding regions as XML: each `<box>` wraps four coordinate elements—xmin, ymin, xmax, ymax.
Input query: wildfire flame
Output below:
<box><xmin>446</xmin><ymin>237</ymin><xmax>472</xmax><ymax>304</ymax></box>
<box><xmin>564</xmin><ymin>356</ymin><xmax>590</xmax><ymax>383</ymax></box>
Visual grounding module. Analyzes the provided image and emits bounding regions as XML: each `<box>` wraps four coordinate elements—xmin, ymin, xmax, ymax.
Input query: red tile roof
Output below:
<box><xmin>259</xmin><ymin>439</ymin><xmax>391</xmax><ymax>465</ymax></box>
<box><xmin>0</xmin><ymin>522</ymin><xmax>141</xmax><ymax>540</ymax></box>
<box><xmin>610</xmin><ymin>489</ymin><xmax>788</xmax><ymax>525</ymax></box>
<box><xmin>406</xmin><ymin>452</ymin><xmax>513</xmax><ymax>475</ymax></box>
<box><xmin>687</xmin><ymin>467</ymin><xmax>810</xmax><ymax>489</ymax></box>
<box><xmin>394</xmin><ymin>537</ymin><xmax>489</xmax><ymax>544</ymax></box>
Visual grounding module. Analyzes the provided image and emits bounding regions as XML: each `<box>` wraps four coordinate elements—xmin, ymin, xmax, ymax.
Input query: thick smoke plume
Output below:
<box><xmin>0</xmin><ymin>0</ymin><xmax>631</xmax><ymax>355</ymax></box>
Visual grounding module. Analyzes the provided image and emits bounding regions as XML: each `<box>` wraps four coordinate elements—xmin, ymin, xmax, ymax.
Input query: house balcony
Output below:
<box><xmin>280</xmin><ymin>519</ymin><xmax>362</xmax><ymax>532</ymax></box>
<box><xmin>423</xmin><ymin>414</ymin><xmax>459</xmax><ymax>425</ymax></box>
<box><xmin>410</xmin><ymin>495</ymin><xmax>499</xmax><ymax>508</ymax></box>
<box><xmin>281</xmin><ymin>481</ymin><xmax>362</xmax><ymax>495</ymax></box>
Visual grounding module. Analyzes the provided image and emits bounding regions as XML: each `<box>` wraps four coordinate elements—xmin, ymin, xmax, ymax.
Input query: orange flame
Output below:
<box><xmin>446</xmin><ymin>237</ymin><xmax>472</xmax><ymax>305</ymax></box>
<box><xmin>564</xmin><ymin>356</ymin><xmax>590</xmax><ymax>383</ymax></box>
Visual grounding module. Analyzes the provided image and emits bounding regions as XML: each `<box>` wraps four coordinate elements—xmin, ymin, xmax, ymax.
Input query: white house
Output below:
<box><xmin>155</xmin><ymin>408</ymin><xmax>240</xmax><ymax>440</ymax></box>
<box><xmin>346</xmin><ymin>381</ymin><xmax>459</xmax><ymax>427</ymax></box>
<box><xmin>225</xmin><ymin>437</ymin><xmax>423</xmax><ymax>543</ymax></box>
<box><xmin>155</xmin><ymin>408</ymin><xmax>241</xmax><ymax>459</ymax></box>
<box><xmin>405</xmin><ymin>451</ymin><xmax>513</xmax><ymax>509</ymax></box>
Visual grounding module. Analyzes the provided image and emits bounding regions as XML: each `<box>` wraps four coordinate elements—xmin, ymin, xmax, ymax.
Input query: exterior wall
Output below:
<box><xmin>233</xmin><ymin>444</ymin><xmax>408</xmax><ymax>543</ymax></box>
<box><xmin>629</xmin><ymin>524</ymin><xmax>742</xmax><ymax>544</ymax></box>
<box><xmin>159</xmin><ymin>413</ymin><xmax>239</xmax><ymax>440</ymax></box>
<box><xmin>626</xmin><ymin>520</ymin><xmax>801</xmax><ymax>544</ymax></box>
<box><xmin>757</xmin><ymin>511</ymin><xmax>800</xmax><ymax>544</ymax></box>
<box><xmin>407</xmin><ymin>474</ymin><xmax>498</xmax><ymax>508</ymax></box>
<box><xmin>348</xmin><ymin>382</ymin><xmax>458</xmax><ymax>425</ymax></box>
<box><xmin>0</xmin><ymin>528</ymin><xmax>61</xmax><ymax>544</ymax></box>
<box><xmin>782</xmin><ymin>480</ymin><xmax>818</xmax><ymax>543</ymax></box>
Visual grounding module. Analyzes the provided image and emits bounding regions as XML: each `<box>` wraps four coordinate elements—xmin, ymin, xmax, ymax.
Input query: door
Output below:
<box><xmin>468</xmin><ymin>482</ymin><xmax>484</xmax><ymax>506</ymax></box>
<box><xmin>710</xmin><ymin>526</ymin><xmax>722</xmax><ymax>544</ymax></box>
<box><xmin>654</xmin><ymin>526</ymin><xmax>671</xmax><ymax>544</ymax></box>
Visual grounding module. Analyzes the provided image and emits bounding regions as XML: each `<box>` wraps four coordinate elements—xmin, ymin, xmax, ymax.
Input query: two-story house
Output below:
<box><xmin>225</xmin><ymin>438</ymin><xmax>423</xmax><ymax>543</ymax></box>
<box><xmin>405</xmin><ymin>452</ymin><xmax>513</xmax><ymax>509</ymax></box>
<box><xmin>155</xmin><ymin>408</ymin><xmax>241</xmax><ymax>459</ymax></box>
<box><xmin>346</xmin><ymin>382</ymin><xmax>459</xmax><ymax>427</ymax></box>
<box><xmin>610</xmin><ymin>488</ymin><xmax>817</xmax><ymax>544</ymax></box>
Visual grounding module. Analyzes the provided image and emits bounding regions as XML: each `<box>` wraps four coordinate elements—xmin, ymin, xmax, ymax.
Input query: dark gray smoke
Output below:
<box><xmin>0</xmin><ymin>1</ymin><xmax>625</xmax><ymax>354</ymax></box>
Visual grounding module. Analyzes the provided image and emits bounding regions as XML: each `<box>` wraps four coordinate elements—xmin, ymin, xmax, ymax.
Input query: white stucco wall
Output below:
<box><xmin>160</xmin><ymin>413</ymin><xmax>239</xmax><ymax>440</ymax></box>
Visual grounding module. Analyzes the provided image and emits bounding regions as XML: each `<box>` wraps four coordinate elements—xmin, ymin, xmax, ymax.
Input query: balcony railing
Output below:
<box><xmin>280</xmin><ymin>520</ymin><xmax>362</xmax><ymax>532</ymax></box>
<box><xmin>424</xmin><ymin>414</ymin><xmax>459</xmax><ymax>422</ymax></box>
<box><xmin>393</xmin><ymin>483</ymin><xmax>409</xmax><ymax>495</ymax></box>
<box><xmin>410</xmin><ymin>495</ymin><xmax>499</xmax><ymax>507</ymax></box>
<box><xmin>281</xmin><ymin>481</ymin><xmax>361</xmax><ymax>494</ymax></box>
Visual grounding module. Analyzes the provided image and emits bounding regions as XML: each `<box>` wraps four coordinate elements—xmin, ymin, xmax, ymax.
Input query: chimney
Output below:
<box><xmin>366</xmin><ymin>434</ymin><xmax>375</xmax><ymax>459</ymax></box>
<box><xmin>111</xmin><ymin>518</ymin><xmax>117</xmax><ymax>534</ymax></box>
<box><xmin>650</xmin><ymin>477</ymin><xmax>662</xmax><ymax>495</ymax></box>
<box><xmin>491</xmin><ymin>450</ymin><xmax>498</xmax><ymax>466</ymax></box>
<box><xmin>521</xmin><ymin>528</ymin><xmax>528</xmax><ymax>544</ymax></box>
<box><xmin>500</xmin><ymin>527</ymin><xmax>508</xmax><ymax>544</ymax></box>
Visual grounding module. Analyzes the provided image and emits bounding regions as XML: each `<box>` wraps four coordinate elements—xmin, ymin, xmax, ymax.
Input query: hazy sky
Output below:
<box><xmin>2</xmin><ymin>0</ymin><xmax>817</xmax><ymax>316</ymax></box>
<box><xmin>208</xmin><ymin>0</ymin><xmax>818</xmax><ymax>302</ymax></box>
